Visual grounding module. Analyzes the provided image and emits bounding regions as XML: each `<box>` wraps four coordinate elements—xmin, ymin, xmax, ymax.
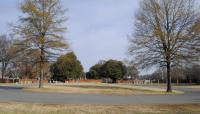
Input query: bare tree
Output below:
<box><xmin>171</xmin><ymin>66</ymin><xmax>185</xmax><ymax>85</ymax></box>
<box><xmin>13</xmin><ymin>0</ymin><xmax>68</xmax><ymax>88</ymax></box>
<box><xmin>128</xmin><ymin>0</ymin><xmax>200</xmax><ymax>92</ymax></box>
<box><xmin>0</xmin><ymin>35</ymin><xmax>13</xmax><ymax>79</ymax></box>
<box><xmin>123</xmin><ymin>60</ymin><xmax>139</xmax><ymax>80</ymax></box>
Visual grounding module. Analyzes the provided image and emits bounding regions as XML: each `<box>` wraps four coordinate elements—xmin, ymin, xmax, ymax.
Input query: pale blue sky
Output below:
<box><xmin>0</xmin><ymin>0</ymin><xmax>141</xmax><ymax>72</ymax></box>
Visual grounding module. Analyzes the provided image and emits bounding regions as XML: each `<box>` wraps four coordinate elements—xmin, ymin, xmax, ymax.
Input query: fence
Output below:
<box><xmin>0</xmin><ymin>78</ymin><xmax>145</xmax><ymax>85</ymax></box>
<box><xmin>0</xmin><ymin>79</ymin><xmax>19</xmax><ymax>83</ymax></box>
<box><xmin>65</xmin><ymin>79</ymin><xmax>102</xmax><ymax>83</ymax></box>
<box><xmin>65</xmin><ymin>79</ymin><xmax>145</xmax><ymax>84</ymax></box>
<box><xmin>117</xmin><ymin>80</ymin><xmax>145</xmax><ymax>84</ymax></box>
<box><xmin>19</xmin><ymin>79</ymin><xmax>48</xmax><ymax>84</ymax></box>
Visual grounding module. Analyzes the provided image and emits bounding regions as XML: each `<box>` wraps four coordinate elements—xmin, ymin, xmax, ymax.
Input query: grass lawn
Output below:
<box><xmin>175</xmin><ymin>85</ymin><xmax>200</xmax><ymax>89</ymax></box>
<box><xmin>0</xmin><ymin>102</ymin><xmax>199</xmax><ymax>114</ymax></box>
<box><xmin>23</xmin><ymin>83</ymin><xmax>183</xmax><ymax>95</ymax></box>
<box><xmin>0</xmin><ymin>83</ymin><xmax>17</xmax><ymax>86</ymax></box>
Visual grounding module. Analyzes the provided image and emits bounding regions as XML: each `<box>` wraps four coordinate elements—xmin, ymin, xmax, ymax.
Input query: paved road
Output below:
<box><xmin>0</xmin><ymin>85</ymin><xmax>199</xmax><ymax>104</ymax></box>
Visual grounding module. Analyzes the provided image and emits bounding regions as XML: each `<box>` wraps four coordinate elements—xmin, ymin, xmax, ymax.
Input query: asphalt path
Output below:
<box><xmin>0</xmin><ymin>85</ymin><xmax>199</xmax><ymax>104</ymax></box>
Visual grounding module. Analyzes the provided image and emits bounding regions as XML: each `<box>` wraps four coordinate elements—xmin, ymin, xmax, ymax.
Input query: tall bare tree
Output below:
<box><xmin>0</xmin><ymin>35</ymin><xmax>12</xmax><ymax>79</ymax></box>
<box><xmin>128</xmin><ymin>0</ymin><xmax>200</xmax><ymax>92</ymax></box>
<box><xmin>13</xmin><ymin>0</ymin><xmax>68</xmax><ymax>88</ymax></box>
<box><xmin>123</xmin><ymin>60</ymin><xmax>139</xmax><ymax>80</ymax></box>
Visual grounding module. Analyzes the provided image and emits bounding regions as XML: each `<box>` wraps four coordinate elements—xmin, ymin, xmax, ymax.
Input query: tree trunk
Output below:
<box><xmin>1</xmin><ymin>62</ymin><xmax>5</xmax><ymax>80</ymax></box>
<box><xmin>39</xmin><ymin>49</ymin><xmax>44</xmax><ymax>88</ymax></box>
<box><xmin>38</xmin><ymin>62</ymin><xmax>43</xmax><ymax>88</ymax></box>
<box><xmin>166</xmin><ymin>61</ymin><xmax>172</xmax><ymax>92</ymax></box>
<box><xmin>1</xmin><ymin>69</ymin><xmax>4</xmax><ymax>80</ymax></box>
<box><xmin>1</xmin><ymin>61</ymin><xmax>9</xmax><ymax>80</ymax></box>
<box><xmin>1</xmin><ymin>67</ymin><xmax>4</xmax><ymax>80</ymax></box>
<box><xmin>39</xmin><ymin>70</ymin><xmax>44</xmax><ymax>88</ymax></box>
<box><xmin>176</xmin><ymin>78</ymin><xmax>179</xmax><ymax>85</ymax></box>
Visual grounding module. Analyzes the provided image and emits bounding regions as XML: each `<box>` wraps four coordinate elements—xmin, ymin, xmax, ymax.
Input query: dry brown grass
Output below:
<box><xmin>0</xmin><ymin>83</ymin><xmax>17</xmax><ymax>86</ymax></box>
<box><xmin>24</xmin><ymin>86</ymin><xmax>158</xmax><ymax>95</ymax></box>
<box><xmin>176</xmin><ymin>85</ymin><xmax>200</xmax><ymax>89</ymax></box>
<box><xmin>23</xmin><ymin>84</ymin><xmax>181</xmax><ymax>95</ymax></box>
<box><xmin>0</xmin><ymin>102</ymin><xmax>199</xmax><ymax>114</ymax></box>
<box><xmin>24</xmin><ymin>85</ymin><xmax>154</xmax><ymax>95</ymax></box>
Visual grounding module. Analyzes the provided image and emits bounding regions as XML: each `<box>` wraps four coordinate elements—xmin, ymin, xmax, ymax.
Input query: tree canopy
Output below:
<box><xmin>101</xmin><ymin>60</ymin><xmax>126</xmax><ymax>82</ymax></box>
<box><xmin>86</xmin><ymin>60</ymin><xmax>105</xmax><ymax>79</ymax></box>
<box><xmin>50</xmin><ymin>52</ymin><xmax>83</xmax><ymax>82</ymax></box>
